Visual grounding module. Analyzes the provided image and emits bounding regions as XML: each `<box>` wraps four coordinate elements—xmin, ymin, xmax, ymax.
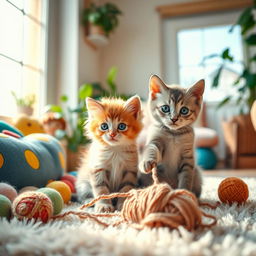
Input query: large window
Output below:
<box><xmin>177</xmin><ymin>25</ymin><xmax>243</xmax><ymax>102</ymax></box>
<box><xmin>0</xmin><ymin>0</ymin><xmax>48</xmax><ymax>117</ymax></box>
<box><xmin>163</xmin><ymin>10</ymin><xmax>244</xmax><ymax>103</ymax></box>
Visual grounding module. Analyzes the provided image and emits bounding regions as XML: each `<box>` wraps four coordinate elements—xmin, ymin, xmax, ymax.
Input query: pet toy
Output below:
<box><xmin>38</xmin><ymin>188</ymin><xmax>64</xmax><ymax>215</ymax></box>
<box><xmin>0</xmin><ymin>195</ymin><xmax>12</xmax><ymax>219</ymax></box>
<box><xmin>46</xmin><ymin>181</ymin><xmax>71</xmax><ymax>204</ymax></box>
<box><xmin>218</xmin><ymin>177</ymin><xmax>249</xmax><ymax>204</ymax></box>
<box><xmin>12</xmin><ymin>191</ymin><xmax>53</xmax><ymax>223</ymax></box>
<box><xmin>54</xmin><ymin>168</ymin><xmax>217</xmax><ymax>231</ymax></box>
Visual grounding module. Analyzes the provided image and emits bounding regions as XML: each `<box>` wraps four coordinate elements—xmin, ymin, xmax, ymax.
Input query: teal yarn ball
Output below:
<box><xmin>196</xmin><ymin>148</ymin><xmax>217</xmax><ymax>170</ymax></box>
<box><xmin>37</xmin><ymin>188</ymin><xmax>63</xmax><ymax>215</ymax></box>
<box><xmin>0</xmin><ymin>194</ymin><xmax>12</xmax><ymax>219</ymax></box>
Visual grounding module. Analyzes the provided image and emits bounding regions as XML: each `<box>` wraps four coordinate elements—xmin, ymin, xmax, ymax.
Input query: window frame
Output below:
<box><xmin>0</xmin><ymin>0</ymin><xmax>49</xmax><ymax>117</ymax></box>
<box><xmin>162</xmin><ymin>9</ymin><xmax>246</xmax><ymax>103</ymax></box>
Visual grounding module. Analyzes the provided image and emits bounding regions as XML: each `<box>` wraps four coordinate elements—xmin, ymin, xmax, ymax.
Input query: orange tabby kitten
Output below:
<box><xmin>76</xmin><ymin>96</ymin><xmax>143</xmax><ymax>212</ymax></box>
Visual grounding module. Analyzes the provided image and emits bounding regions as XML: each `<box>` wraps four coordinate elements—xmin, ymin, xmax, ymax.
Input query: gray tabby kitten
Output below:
<box><xmin>139</xmin><ymin>75</ymin><xmax>205</xmax><ymax>197</ymax></box>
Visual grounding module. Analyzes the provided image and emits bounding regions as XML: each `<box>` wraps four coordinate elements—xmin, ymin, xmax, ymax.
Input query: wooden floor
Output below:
<box><xmin>203</xmin><ymin>169</ymin><xmax>256</xmax><ymax>177</ymax></box>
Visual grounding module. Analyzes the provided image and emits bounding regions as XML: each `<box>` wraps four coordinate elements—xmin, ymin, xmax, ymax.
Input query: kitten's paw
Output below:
<box><xmin>139</xmin><ymin>159</ymin><xmax>156</xmax><ymax>173</ymax></box>
<box><xmin>95</xmin><ymin>203</ymin><xmax>115</xmax><ymax>213</ymax></box>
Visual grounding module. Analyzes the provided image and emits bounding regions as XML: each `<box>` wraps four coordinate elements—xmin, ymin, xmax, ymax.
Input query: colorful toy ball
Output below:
<box><xmin>19</xmin><ymin>186</ymin><xmax>38</xmax><ymax>194</ymax></box>
<box><xmin>61</xmin><ymin>174</ymin><xmax>76</xmax><ymax>185</ymax></box>
<box><xmin>0</xmin><ymin>195</ymin><xmax>12</xmax><ymax>219</ymax></box>
<box><xmin>0</xmin><ymin>182</ymin><xmax>18</xmax><ymax>202</ymax></box>
<box><xmin>12</xmin><ymin>191</ymin><xmax>53</xmax><ymax>223</ymax></box>
<box><xmin>61</xmin><ymin>179</ymin><xmax>75</xmax><ymax>193</ymax></box>
<box><xmin>37</xmin><ymin>187</ymin><xmax>64</xmax><ymax>215</ymax></box>
<box><xmin>218</xmin><ymin>177</ymin><xmax>249</xmax><ymax>204</ymax></box>
<box><xmin>46</xmin><ymin>181</ymin><xmax>71</xmax><ymax>204</ymax></box>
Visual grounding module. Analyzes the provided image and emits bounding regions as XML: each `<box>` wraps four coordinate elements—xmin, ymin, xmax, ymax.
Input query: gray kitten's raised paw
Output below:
<box><xmin>95</xmin><ymin>202</ymin><xmax>115</xmax><ymax>213</ymax></box>
<box><xmin>139</xmin><ymin>159</ymin><xmax>156</xmax><ymax>173</ymax></box>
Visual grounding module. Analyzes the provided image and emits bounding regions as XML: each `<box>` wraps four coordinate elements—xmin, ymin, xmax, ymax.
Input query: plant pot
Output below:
<box><xmin>17</xmin><ymin>106</ymin><xmax>33</xmax><ymax>116</ymax></box>
<box><xmin>66</xmin><ymin>145</ymin><xmax>87</xmax><ymax>172</ymax></box>
<box><xmin>222</xmin><ymin>114</ymin><xmax>256</xmax><ymax>168</ymax></box>
<box><xmin>89</xmin><ymin>23</ymin><xmax>106</xmax><ymax>36</ymax></box>
<box><xmin>87</xmin><ymin>23</ymin><xmax>109</xmax><ymax>47</ymax></box>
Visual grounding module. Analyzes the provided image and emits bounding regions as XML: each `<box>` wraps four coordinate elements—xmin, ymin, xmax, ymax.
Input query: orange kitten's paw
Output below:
<box><xmin>95</xmin><ymin>203</ymin><xmax>115</xmax><ymax>213</ymax></box>
<box><xmin>139</xmin><ymin>159</ymin><xmax>156</xmax><ymax>173</ymax></box>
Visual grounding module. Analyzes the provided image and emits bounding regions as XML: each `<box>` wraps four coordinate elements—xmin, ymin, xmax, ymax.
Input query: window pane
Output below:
<box><xmin>178</xmin><ymin>29</ymin><xmax>203</xmax><ymax>66</ymax></box>
<box><xmin>23</xmin><ymin>16</ymin><xmax>42</xmax><ymax>68</ymax></box>
<box><xmin>22</xmin><ymin>67</ymin><xmax>41</xmax><ymax>115</ymax></box>
<box><xmin>0</xmin><ymin>0</ymin><xmax>23</xmax><ymax>61</ymax></box>
<box><xmin>179</xmin><ymin>66</ymin><xmax>204</xmax><ymax>88</ymax></box>
<box><xmin>24</xmin><ymin>0</ymin><xmax>42</xmax><ymax>23</ymax></box>
<box><xmin>0</xmin><ymin>56</ymin><xmax>22</xmax><ymax>116</ymax></box>
<box><xmin>177</xmin><ymin>24</ymin><xmax>243</xmax><ymax>102</ymax></box>
<box><xmin>7</xmin><ymin>0</ymin><xmax>24</xmax><ymax>10</ymax></box>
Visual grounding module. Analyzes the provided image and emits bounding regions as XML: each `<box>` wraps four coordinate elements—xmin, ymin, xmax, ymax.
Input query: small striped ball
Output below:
<box><xmin>218</xmin><ymin>177</ymin><xmax>249</xmax><ymax>204</ymax></box>
<box><xmin>12</xmin><ymin>191</ymin><xmax>53</xmax><ymax>223</ymax></box>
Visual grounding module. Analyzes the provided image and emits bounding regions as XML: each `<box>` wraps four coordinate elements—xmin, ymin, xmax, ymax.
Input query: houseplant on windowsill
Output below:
<box><xmin>11</xmin><ymin>91</ymin><xmax>35</xmax><ymax>116</ymax></box>
<box><xmin>82</xmin><ymin>2</ymin><xmax>122</xmax><ymax>42</ymax></box>
<box><xmin>206</xmin><ymin>1</ymin><xmax>256</xmax><ymax>168</ymax></box>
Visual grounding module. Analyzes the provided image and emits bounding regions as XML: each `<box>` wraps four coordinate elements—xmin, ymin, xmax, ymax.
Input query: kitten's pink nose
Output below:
<box><xmin>171</xmin><ymin>118</ymin><xmax>178</xmax><ymax>123</ymax></box>
<box><xmin>109</xmin><ymin>132</ymin><xmax>117</xmax><ymax>138</ymax></box>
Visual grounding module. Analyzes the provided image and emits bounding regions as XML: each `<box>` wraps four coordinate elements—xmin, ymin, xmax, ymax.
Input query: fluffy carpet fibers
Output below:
<box><xmin>1</xmin><ymin>176</ymin><xmax>256</xmax><ymax>256</ymax></box>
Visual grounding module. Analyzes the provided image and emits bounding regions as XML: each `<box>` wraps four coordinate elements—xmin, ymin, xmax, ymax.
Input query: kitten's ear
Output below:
<box><xmin>149</xmin><ymin>75</ymin><xmax>168</xmax><ymax>100</ymax></box>
<box><xmin>187</xmin><ymin>79</ymin><xmax>205</xmax><ymax>99</ymax></box>
<box><xmin>86</xmin><ymin>97</ymin><xmax>104</xmax><ymax>117</ymax></box>
<box><xmin>124</xmin><ymin>95</ymin><xmax>141</xmax><ymax>119</ymax></box>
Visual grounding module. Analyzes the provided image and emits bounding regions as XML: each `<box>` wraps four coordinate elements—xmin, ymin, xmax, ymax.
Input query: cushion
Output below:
<box><xmin>194</xmin><ymin>127</ymin><xmax>218</xmax><ymax>148</ymax></box>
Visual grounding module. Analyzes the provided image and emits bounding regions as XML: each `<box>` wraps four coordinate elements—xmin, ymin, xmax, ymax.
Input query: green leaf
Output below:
<box><xmin>106</xmin><ymin>66</ymin><xmax>118</xmax><ymax>93</ymax></box>
<box><xmin>250</xmin><ymin>55</ymin><xmax>256</xmax><ymax>62</ymax></box>
<box><xmin>60</xmin><ymin>95</ymin><xmax>68</xmax><ymax>102</ymax></box>
<box><xmin>221</xmin><ymin>48</ymin><xmax>233</xmax><ymax>61</ymax></box>
<box><xmin>217</xmin><ymin>96</ymin><xmax>231</xmax><ymax>109</ymax></box>
<box><xmin>246</xmin><ymin>34</ymin><xmax>256</xmax><ymax>45</ymax></box>
<box><xmin>236</xmin><ymin>7</ymin><xmax>254</xmax><ymax>34</ymax></box>
<box><xmin>48</xmin><ymin>105</ymin><xmax>63</xmax><ymax>113</ymax></box>
<box><xmin>79</xmin><ymin>84</ymin><xmax>93</xmax><ymax>99</ymax></box>
<box><xmin>212</xmin><ymin>65</ymin><xmax>224</xmax><ymax>88</ymax></box>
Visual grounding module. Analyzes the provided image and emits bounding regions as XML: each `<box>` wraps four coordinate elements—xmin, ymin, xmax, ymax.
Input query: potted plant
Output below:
<box><xmin>83</xmin><ymin>66</ymin><xmax>131</xmax><ymax>100</ymax></box>
<box><xmin>206</xmin><ymin>2</ymin><xmax>256</xmax><ymax>168</ymax></box>
<box><xmin>11</xmin><ymin>91</ymin><xmax>35</xmax><ymax>116</ymax></box>
<box><xmin>46</xmin><ymin>84</ymin><xmax>92</xmax><ymax>171</ymax></box>
<box><xmin>82</xmin><ymin>2</ymin><xmax>122</xmax><ymax>37</ymax></box>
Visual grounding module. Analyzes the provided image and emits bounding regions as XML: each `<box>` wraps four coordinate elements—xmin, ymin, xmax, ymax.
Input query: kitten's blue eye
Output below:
<box><xmin>180</xmin><ymin>107</ymin><xmax>189</xmax><ymax>115</ymax></box>
<box><xmin>118</xmin><ymin>123</ymin><xmax>127</xmax><ymax>131</ymax></box>
<box><xmin>100</xmin><ymin>123</ymin><xmax>108</xmax><ymax>130</ymax></box>
<box><xmin>161</xmin><ymin>105</ymin><xmax>170</xmax><ymax>113</ymax></box>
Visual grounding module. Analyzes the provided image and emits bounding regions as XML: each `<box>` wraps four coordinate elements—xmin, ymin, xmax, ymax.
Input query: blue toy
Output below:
<box><xmin>0</xmin><ymin>121</ymin><xmax>24</xmax><ymax>137</ymax></box>
<box><xmin>196</xmin><ymin>147</ymin><xmax>217</xmax><ymax>170</ymax></box>
<box><xmin>0</xmin><ymin>132</ymin><xmax>66</xmax><ymax>189</ymax></box>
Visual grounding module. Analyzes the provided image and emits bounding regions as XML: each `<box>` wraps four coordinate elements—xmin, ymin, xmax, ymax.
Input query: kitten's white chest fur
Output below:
<box><xmin>88</xmin><ymin>142</ymin><xmax>138</xmax><ymax>190</ymax></box>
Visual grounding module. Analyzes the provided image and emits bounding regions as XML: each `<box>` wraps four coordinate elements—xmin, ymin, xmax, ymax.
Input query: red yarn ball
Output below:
<box><xmin>12</xmin><ymin>191</ymin><xmax>53</xmax><ymax>223</ymax></box>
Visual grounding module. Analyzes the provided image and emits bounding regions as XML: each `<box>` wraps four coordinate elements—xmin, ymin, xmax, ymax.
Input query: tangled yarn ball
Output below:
<box><xmin>218</xmin><ymin>177</ymin><xmax>249</xmax><ymax>204</ymax></box>
<box><xmin>121</xmin><ymin>182</ymin><xmax>214</xmax><ymax>231</ymax></box>
<box><xmin>12</xmin><ymin>191</ymin><xmax>53</xmax><ymax>223</ymax></box>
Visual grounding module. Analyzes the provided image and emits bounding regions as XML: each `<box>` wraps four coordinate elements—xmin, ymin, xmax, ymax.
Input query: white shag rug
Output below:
<box><xmin>1</xmin><ymin>176</ymin><xmax>256</xmax><ymax>256</ymax></box>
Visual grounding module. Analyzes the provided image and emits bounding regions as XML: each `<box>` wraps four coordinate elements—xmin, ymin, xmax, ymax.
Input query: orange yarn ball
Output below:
<box><xmin>12</xmin><ymin>191</ymin><xmax>53</xmax><ymax>223</ymax></box>
<box><xmin>218</xmin><ymin>177</ymin><xmax>249</xmax><ymax>204</ymax></box>
<box><xmin>46</xmin><ymin>181</ymin><xmax>71</xmax><ymax>204</ymax></box>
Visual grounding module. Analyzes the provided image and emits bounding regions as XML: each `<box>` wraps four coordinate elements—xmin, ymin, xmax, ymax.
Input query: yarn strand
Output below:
<box><xmin>54</xmin><ymin>167</ymin><xmax>217</xmax><ymax>231</ymax></box>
